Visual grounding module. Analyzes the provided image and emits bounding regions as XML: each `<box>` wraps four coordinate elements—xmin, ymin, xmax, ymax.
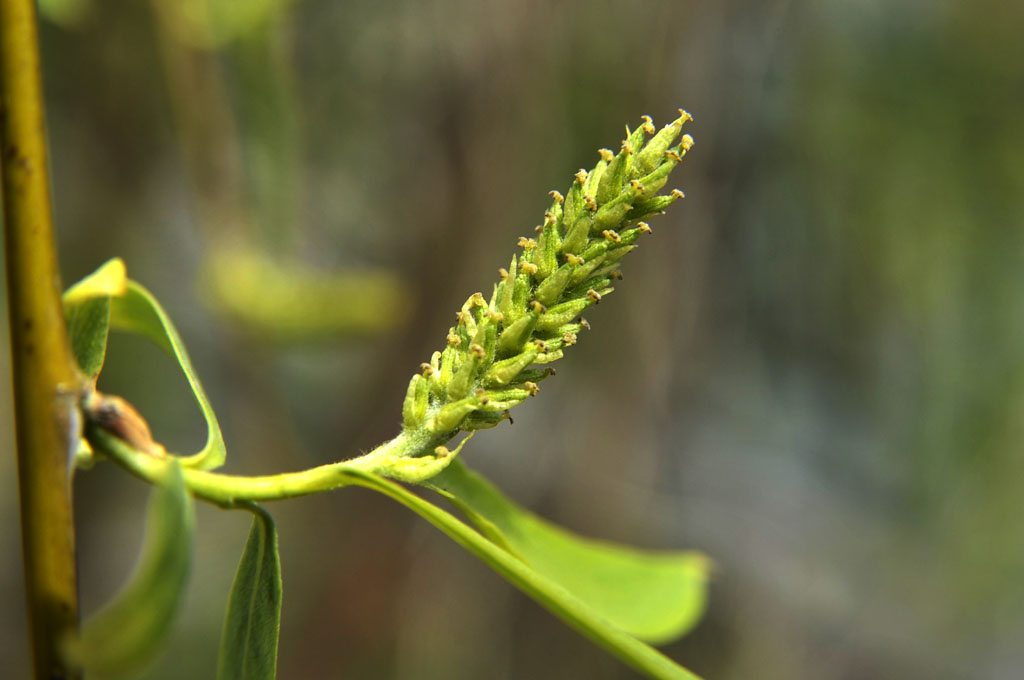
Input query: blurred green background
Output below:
<box><xmin>3</xmin><ymin>0</ymin><xmax>1023</xmax><ymax>677</ymax></box>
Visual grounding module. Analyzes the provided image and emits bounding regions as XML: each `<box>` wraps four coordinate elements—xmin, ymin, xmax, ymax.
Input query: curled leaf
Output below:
<box><xmin>63</xmin><ymin>258</ymin><xmax>128</xmax><ymax>380</ymax></box>
<box><xmin>63</xmin><ymin>261</ymin><xmax>227</xmax><ymax>470</ymax></box>
<box><xmin>109</xmin><ymin>280</ymin><xmax>227</xmax><ymax>470</ymax></box>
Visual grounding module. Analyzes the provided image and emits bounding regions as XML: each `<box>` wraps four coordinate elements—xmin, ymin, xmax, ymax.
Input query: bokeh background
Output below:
<box><xmin>3</xmin><ymin>0</ymin><xmax>1023</xmax><ymax>678</ymax></box>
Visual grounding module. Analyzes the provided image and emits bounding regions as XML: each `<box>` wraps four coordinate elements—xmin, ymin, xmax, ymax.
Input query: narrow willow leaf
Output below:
<box><xmin>62</xmin><ymin>258</ymin><xmax>128</xmax><ymax>380</ymax></box>
<box><xmin>217</xmin><ymin>504</ymin><xmax>283</xmax><ymax>680</ymax></box>
<box><xmin>109</xmin><ymin>280</ymin><xmax>227</xmax><ymax>470</ymax></box>
<box><xmin>343</xmin><ymin>469</ymin><xmax>703</xmax><ymax>680</ymax></box>
<box><xmin>427</xmin><ymin>461</ymin><xmax>710</xmax><ymax>644</ymax></box>
<box><xmin>65</xmin><ymin>296</ymin><xmax>112</xmax><ymax>380</ymax></box>
<box><xmin>63</xmin><ymin>461</ymin><xmax>193</xmax><ymax>675</ymax></box>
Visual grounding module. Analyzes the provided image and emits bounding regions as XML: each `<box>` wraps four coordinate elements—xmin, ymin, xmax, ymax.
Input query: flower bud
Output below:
<box><xmin>477</xmin><ymin>387</ymin><xmax>531</xmax><ymax>411</ymax></box>
<box><xmin>626</xmin><ymin>122</ymin><xmax>648</xmax><ymax>157</ymax></box>
<box><xmin>483</xmin><ymin>346</ymin><xmax>539</xmax><ymax>387</ymax></box>
<box><xmin>593</xmin><ymin>196</ymin><xmax>634</xmax><ymax>231</ymax></box>
<box><xmin>462</xmin><ymin>411</ymin><xmax>509</xmax><ymax>431</ymax></box>
<box><xmin>596</xmin><ymin>145</ymin><xmax>633</xmax><ymax>206</ymax></box>
<box><xmin>498</xmin><ymin>255</ymin><xmax>518</xmax><ymax>323</ymax></box>
<box><xmin>534</xmin><ymin>262</ymin><xmax>575</xmax><ymax>307</ymax></box>
<box><xmin>431</xmin><ymin>396</ymin><xmax>481</xmax><ymax>433</ymax></box>
<box><xmin>634</xmin><ymin>113</ymin><xmax>687</xmax><ymax>175</ymax></box>
<box><xmin>402</xmin><ymin>374</ymin><xmax>430</xmax><ymax>430</ymax></box>
<box><xmin>561</xmin><ymin>214</ymin><xmax>593</xmax><ymax>255</ymax></box>
<box><xmin>535</xmin><ymin>212</ymin><xmax>562</xmax><ymax>280</ymax></box>
<box><xmin>586</xmin><ymin>155</ymin><xmax>609</xmax><ymax>198</ymax></box>
<box><xmin>624</xmin><ymin>193</ymin><xmax>681</xmax><ymax>223</ymax></box>
<box><xmin>536</xmin><ymin>298</ymin><xmax>592</xmax><ymax>332</ymax></box>
<box><xmin>496</xmin><ymin>301</ymin><xmax>541</xmax><ymax>357</ymax></box>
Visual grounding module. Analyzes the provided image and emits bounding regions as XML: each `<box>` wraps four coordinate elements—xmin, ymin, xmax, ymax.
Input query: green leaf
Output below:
<box><xmin>63</xmin><ymin>461</ymin><xmax>193</xmax><ymax>675</ymax></box>
<box><xmin>63</xmin><ymin>258</ymin><xmax>128</xmax><ymax>380</ymax></box>
<box><xmin>63</xmin><ymin>261</ymin><xmax>227</xmax><ymax>469</ymax></box>
<box><xmin>109</xmin><ymin>280</ymin><xmax>227</xmax><ymax>470</ymax></box>
<box><xmin>217</xmin><ymin>504</ymin><xmax>283</xmax><ymax>680</ymax></box>
<box><xmin>426</xmin><ymin>461</ymin><xmax>710</xmax><ymax>644</ymax></box>
<box><xmin>343</xmin><ymin>469</ymin><xmax>704</xmax><ymax>680</ymax></box>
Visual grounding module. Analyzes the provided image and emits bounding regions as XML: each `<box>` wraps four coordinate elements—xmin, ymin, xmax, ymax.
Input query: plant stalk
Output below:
<box><xmin>86</xmin><ymin>426</ymin><xmax>449</xmax><ymax>506</ymax></box>
<box><xmin>1</xmin><ymin>0</ymin><xmax>82</xmax><ymax>677</ymax></box>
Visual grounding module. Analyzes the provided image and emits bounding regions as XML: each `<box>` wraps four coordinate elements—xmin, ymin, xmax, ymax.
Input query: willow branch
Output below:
<box><xmin>1</xmin><ymin>0</ymin><xmax>82</xmax><ymax>677</ymax></box>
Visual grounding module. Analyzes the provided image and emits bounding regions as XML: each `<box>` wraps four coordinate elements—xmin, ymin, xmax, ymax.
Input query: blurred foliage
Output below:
<box><xmin>152</xmin><ymin>0</ymin><xmax>296</xmax><ymax>49</ymax></box>
<box><xmin>2</xmin><ymin>0</ymin><xmax>1022</xmax><ymax>678</ymax></box>
<box><xmin>200</xmin><ymin>250</ymin><xmax>407</xmax><ymax>341</ymax></box>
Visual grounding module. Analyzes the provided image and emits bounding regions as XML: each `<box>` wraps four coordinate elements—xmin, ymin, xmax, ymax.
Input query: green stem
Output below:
<box><xmin>87</xmin><ymin>426</ymin><xmax>450</xmax><ymax>506</ymax></box>
<box><xmin>1</xmin><ymin>0</ymin><xmax>82</xmax><ymax>678</ymax></box>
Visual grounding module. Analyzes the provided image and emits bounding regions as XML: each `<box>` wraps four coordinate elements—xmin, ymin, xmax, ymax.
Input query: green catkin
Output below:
<box><xmin>400</xmin><ymin>112</ymin><xmax>692</xmax><ymax>438</ymax></box>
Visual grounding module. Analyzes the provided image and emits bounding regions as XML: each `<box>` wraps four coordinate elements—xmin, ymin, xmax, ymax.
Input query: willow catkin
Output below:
<box><xmin>402</xmin><ymin>112</ymin><xmax>694</xmax><ymax>438</ymax></box>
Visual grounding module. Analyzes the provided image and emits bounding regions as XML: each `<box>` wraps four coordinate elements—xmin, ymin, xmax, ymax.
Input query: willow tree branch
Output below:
<box><xmin>1</xmin><ymin>0</ymin><xmax>82</xmax><ymax>677</ymax></box>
